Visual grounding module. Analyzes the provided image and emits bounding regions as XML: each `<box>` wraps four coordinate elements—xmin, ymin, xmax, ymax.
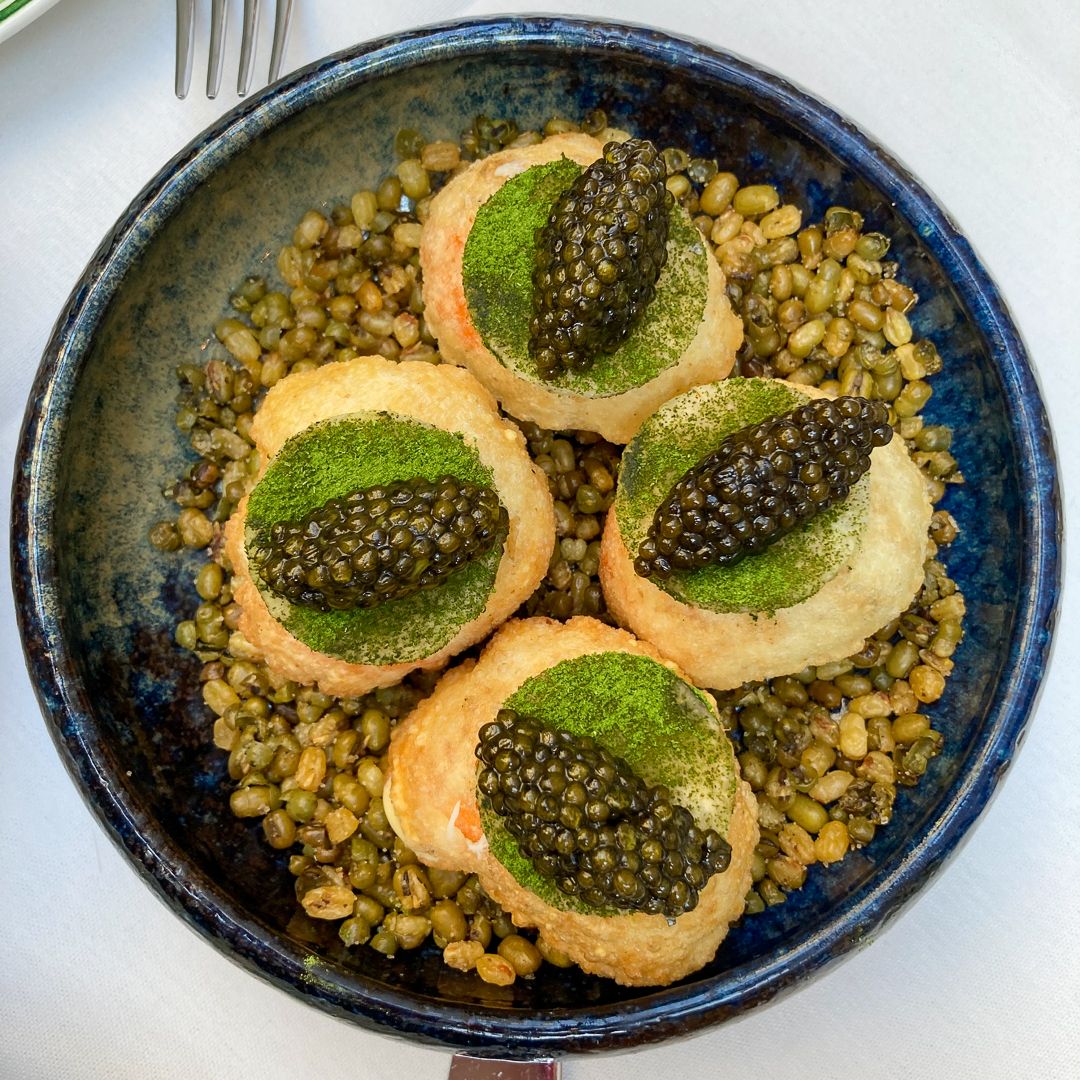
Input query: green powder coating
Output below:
<box><xmin>461</xmin><ymin>158</ymin><xmax>709</xmax><ymax>397</ymax></box>
<box><xmin>616</xmin><ymin>378</ymin><xmax>868</xmax><ymax>615</ymax></box>
<box><xmin>480</xmin><ymin>651</ymin><xmax>737</xmax><ymax>916</ymax></box>
<box><xmin>462</xmin><ymin>158</ymin><xmax>579</xmax><ymax>341</ymax></box>
<box><xmin>244</xmin><ymin>412</ymin><xmax>501</xmax><ymax>666</ymax></box>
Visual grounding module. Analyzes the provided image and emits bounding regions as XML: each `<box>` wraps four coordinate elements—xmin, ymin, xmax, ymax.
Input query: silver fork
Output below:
<box><xmin>175</xmin><ymin>0</ymin><xmax>295</xmax><ymax>100</ymax></box>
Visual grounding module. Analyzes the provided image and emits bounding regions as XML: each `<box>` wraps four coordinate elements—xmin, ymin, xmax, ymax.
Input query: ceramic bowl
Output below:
<box><xmin>12</xmin><ymin>16</ymin><xmax>1060</xmax><ymax>1056</ymax></box>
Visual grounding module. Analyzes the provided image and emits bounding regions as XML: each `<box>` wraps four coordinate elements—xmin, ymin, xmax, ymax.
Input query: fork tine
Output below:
<box><xmin>237</xmin><ymin>0</ymin><xmax>260</xmax><ymax>95</ymax></box>
<box><xmin>268</xmin><ymin>0</ymin><xmax>294</xmax><ymax>83</ymax></box>
<box><xmin>206</xmin><ymin>0</ymin><xmax>228</xmax><ymax>99</ymax></box>
<box><xmin>174</xmin><ymin>0</ymin><xmax>195</xmax><ymax>99</ymax></box>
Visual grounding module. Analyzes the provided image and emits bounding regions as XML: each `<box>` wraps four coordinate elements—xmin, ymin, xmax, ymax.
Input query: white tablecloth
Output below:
<box><xmin>2</xmin><ymin>2</ymin><xmax>1077</xmax><ymax>1077</ymax></box>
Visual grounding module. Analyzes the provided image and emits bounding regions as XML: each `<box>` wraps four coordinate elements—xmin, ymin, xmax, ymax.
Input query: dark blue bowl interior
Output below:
<box><xmin>15</xmin><ymin>18</ymin><xmax>1058</xmax><ymax>1055</ymax></box>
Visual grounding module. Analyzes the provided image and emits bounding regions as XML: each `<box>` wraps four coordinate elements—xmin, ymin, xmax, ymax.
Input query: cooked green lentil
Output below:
<box><xmin>150</xmin><ymin>109</ymin><xmax>965</xmax><ymax>979</ymax></box>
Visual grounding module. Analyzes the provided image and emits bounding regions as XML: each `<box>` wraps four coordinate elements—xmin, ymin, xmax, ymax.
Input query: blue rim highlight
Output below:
<box><xmin>10</xmin><ymin>16</ymin><xmax>1062</xmax><ymax>1054</ymax></box>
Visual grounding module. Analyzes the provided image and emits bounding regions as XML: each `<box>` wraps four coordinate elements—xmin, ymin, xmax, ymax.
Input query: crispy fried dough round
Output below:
<box><xmin>222</xmin><ymin>356</ymin><xmax>554</xmax><ymax>697</ymax></box>
<box><xmin>384</xmin><ymin>617</ymin><xmax>758</xmax><ymax>986</ymax></box>
<box><xmin>599</xmin><ymin>386</ymin><xmax>932</xmax><ymax>689</ymax></box>
<box><xmin>420</xmin><ymin>133</ymin><xmax>742</xmax><ymax>443</ymax></box>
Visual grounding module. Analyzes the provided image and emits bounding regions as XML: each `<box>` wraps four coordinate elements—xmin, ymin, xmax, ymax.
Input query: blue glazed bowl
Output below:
<box><xmin>11</xmin><ymin>16</ymin><xmax>1061</xmax><ymax>1056</ymax></box>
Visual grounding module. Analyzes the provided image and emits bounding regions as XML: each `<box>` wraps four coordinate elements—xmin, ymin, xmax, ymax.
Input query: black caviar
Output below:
<box><xmin>477</xmin><ymin>708</ymin><xmax>731</xmax><ymax>917</ymax></box>
<box><xmin>530</xmin><ymin>138</ymin><xmax>672</xmax><ymax>378</ymax></box>
<box><xmin>636</xmin><ymin>396</ymin><xmax>893</xmax><ymax>579</ymax></box>
<box><xmin>253</xmin><ymin>475</ymin><xmax>508</xmax><ymax>611</ymax></box>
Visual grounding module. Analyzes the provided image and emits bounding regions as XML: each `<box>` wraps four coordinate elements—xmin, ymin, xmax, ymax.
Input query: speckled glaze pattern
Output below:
<box><xmin>11</xmin><ymin>16</ymin><xmax>1061</xmax><ymax>1057</ymax></box>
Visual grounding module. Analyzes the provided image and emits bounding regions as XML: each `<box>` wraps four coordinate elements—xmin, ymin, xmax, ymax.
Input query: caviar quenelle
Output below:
<box><xmin>477</xmin><ymin>708</ymin><xmax>731</xmax><ymax>917</ymax></box>
<box><xmin>530</xmin><ymin>138</ymin><xmax>672</xmax><ymax>378</ymax></box>
<box><xmin>636</xmin><ymin>396</ymin><xmax>892</xmax><ymax>579</ymax></box>
<box><xmin>254</xmin><ymin>475</ymin><xmax>508</xmax><ymax>611</ymax></box>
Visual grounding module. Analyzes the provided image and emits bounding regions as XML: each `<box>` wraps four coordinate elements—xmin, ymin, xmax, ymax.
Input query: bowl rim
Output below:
<box><xmin>10</xmin><ymin>14</ymin><xmax>1062</xmax><ymax>1055</ymax></box>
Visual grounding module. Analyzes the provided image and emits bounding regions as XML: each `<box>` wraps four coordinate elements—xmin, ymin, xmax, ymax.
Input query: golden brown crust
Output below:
<box><xmin>599</xmin><ymin>392</ymin><xmax>933</xmax><ymax>689</ymax></box>
<box><xmin>222</xmin><ymin>357</ymin><xmax>555</xmax><ymax>696</ymax></box>
<box><xmin>420</xmin><ymin>134</ymin><xmax>742</xmax><ymax>443</ymax></box>
<box><xmin>384</xmin><ymin>616</ymin><xmax>758</xmax><ymax>986</ymax></box>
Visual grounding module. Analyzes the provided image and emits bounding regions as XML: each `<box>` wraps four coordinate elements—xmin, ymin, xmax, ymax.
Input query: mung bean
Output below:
<box><xmin>498</xmin><ymin>935</ymin><xmax>543</xmax><ymax>976</ymax></box>
<box><xmin>733</xmin><ymin>184</ymin><xmax>780</xmax><ymax>217</ymax></box>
